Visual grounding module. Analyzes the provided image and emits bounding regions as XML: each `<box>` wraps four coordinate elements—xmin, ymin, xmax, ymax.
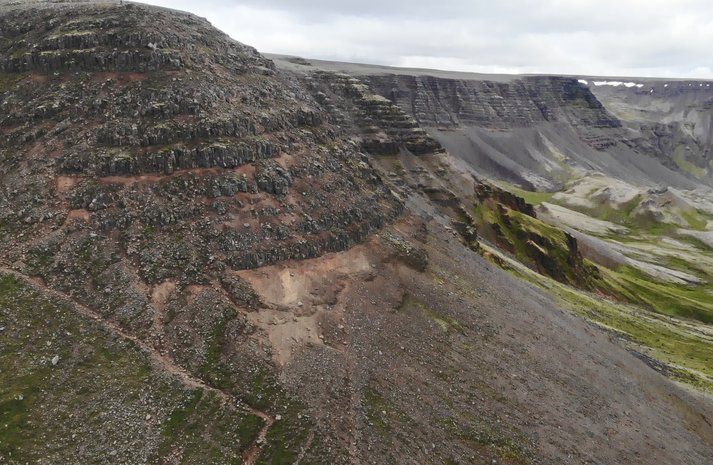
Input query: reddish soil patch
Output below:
<box><xmin>29</xmin><ymin>74</ymin><xmax>49</xmax><ymax>84</ymax></box>
<box><xmin>56</xmin><ymin>176</ymin><xmax>78</xmax><ymax>193</ymax></box>
<box><xmin>66</xmin><ymin>209</ymin><xmax>91</xmax><ymax>222</ymax></box>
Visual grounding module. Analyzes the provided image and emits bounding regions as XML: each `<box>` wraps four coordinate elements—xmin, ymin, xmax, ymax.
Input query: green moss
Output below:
<box><xmin>198</xmin><ymin>307</ymin><xmax>236</xmax><ymax>389</ymax></box>
<box><xmin>0</xmin><ymin>73</ymin><xmax>24</xmax><ymax>93</ymax></box>
<box><xmin>0</xmin><ymin>273</ymin><xmax>267</xmax><ymax>463</ymax></box>
<box><xmin>491</xmin><ymin>180</ymin><xmax>555</xmax><ymax>206</ymax></box>
<box><xmin>162</xmin><ymin>390</ymin><xmax>204</xmax><ymax>438</ymax></box>
<box><xmin>481</xmin><ymin>245</ymin><xmax>713</xmax><ymax>392</ymax></box>
<box><xmin>365</xmin><ymin>388</ymin><xmax>392</xmax><ymax>435</ymax></box>
<box><xmin>400</xmin><ymin>294</ymin><xmax>464</xmax><ymax>334</ymax></box>
<box><xmin>473</xmin><ymin>200</ymin><xmax>603</xmax><ymax>290</ymax></box>
<box><xmin>25</xmin><ymin>243</ymin><xmax>60</xmax><ymax>275</ymax></box>
<box><xmin>674</xmin><ymin>146</ymin><xmax>707</xmax><ymax>178</ymax></box>
<box><xmin>438</xmin><ymin>416</ymin><xmax>531</xmax><ymax>464</ymax></box>
<box><xmin>256</xmin><ymin>399</ymin><xmax>311</xmax><ymax>465</ymax></box>
<box><xmin>572</xmin><ymin>194</ymin><xmax>643</xmax><ymax>227</ymax></box>
<box><xmin>680</xmin><ymin>208</ymin><xmax>710</xmax><ymax>231</ymax></box>
<box><xmin>0</xmin><ymin>370</ymin><xmax>48</xmax><ymax>460</ymax></box>
<box><xmin>603</xmin><ymin>266</ymin><xmax>713</xmax><ymax>323</ymax></box>
<box><xmin>156</xmin><ymin>389</ymin><xmax>264</xmax><ymax>463</ymax></box>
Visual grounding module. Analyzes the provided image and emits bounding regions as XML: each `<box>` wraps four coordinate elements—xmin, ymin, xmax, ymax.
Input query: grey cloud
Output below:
<box><xmin>144</xmin><ymin>0</ymin><xmax>713</xmax><ymax>79</ymax></box>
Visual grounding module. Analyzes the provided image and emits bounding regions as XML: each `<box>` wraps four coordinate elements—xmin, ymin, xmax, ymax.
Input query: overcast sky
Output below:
<box><xmin>144</xmin><ymin>0</ymin><xmax>713</xmax><ymax>79</ymax></box>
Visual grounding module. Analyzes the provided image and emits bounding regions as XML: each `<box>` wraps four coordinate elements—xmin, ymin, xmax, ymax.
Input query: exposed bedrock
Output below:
<box><xmin>0</xmin><ymin>1</ymin><xmax>402</xmax><ymax>289</ymax></box>
<box><xmin>364</xmin><ymin>74</ymin><xmax>621</xmax><ymax>131</ymax></box>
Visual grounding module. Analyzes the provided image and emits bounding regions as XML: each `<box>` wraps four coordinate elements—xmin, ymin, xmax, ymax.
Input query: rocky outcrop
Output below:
<box><xmin>60</xmin><ymin>138</ymin><xmax>281</xmax><ymax>176</ymax></box>
<box><xmin>473</xmin><ymin>182</ymin><xmax>601</xmax><ymax>290</ymax></box>
<box><xmin>255</xmin><ymin>160</ymin><xmax>292</xmax><ymax>195</ymax></box>
<box><xmin>475</xmin><ymin>183</ymin><xmax>536</xmax><ymax>217</ymax></box>
<box><xmin>0</xmin><ymin>1</ymin><xmax>402</xmax><ymax>292</ymax></box>
<box><xmin>0</xmin><ymin>4</ymin><xmax>273</xmax><ymax>74</ymax></box>
<box><xmin>365</xmin><ymin>74</ymin><xmax>621</xmax><ymax>131</ymax></box>
<box><xmin>308</xmin><ymin>71</ymin><xmax>444</xmax><ymax>156</ymax></box>
<box><xmin>363</xmin><ymin>74</ymin><xmax>622</xmax><ymax>151</ymax></box>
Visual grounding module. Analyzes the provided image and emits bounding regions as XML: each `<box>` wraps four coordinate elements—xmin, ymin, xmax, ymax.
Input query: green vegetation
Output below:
<box><xmin>198</xmin><ymin>306</ymin><xmax>236</xmax><ymax>389</ymax></box>
<box><xmin>674</xmin><ymin>146</ymin><xmax>707</xmax><ymax>178</ymax></box>
<box><xmin>155</xmin><ymin>389</ymin><xmax>263</xmax><ymax>464</ymax></box>
<box><xmin>0</xmin><ymin>73</ymin><xmax>24</xmax><ymax>93</ymax></box>
<box><xmin>234</xmin><ymin>366</ymin><xmax>313</xmax><ymax>465</ymax></box>
<box><xmin>473</xmin><ymin>198</ymin><xmax>602</xmax><ymax>290</ymax></box>
<box><xmin>680</xmin><ymin>208</ymin><xmax>711</xmax><ymax>231</ymax></box>
<box><xmin>480</xmin><ymin>244</ymin><xmax>713</xmax><ymax>393</ymax></box>
<box><xmin>0</xmin><ymin>273</ymin><xmax>264</xmax><ymax>463</ymax></box>
<box><xmin>470</xmin><ymin>183</ymin><xmax>713</xmax><ymax>390</ymax></box>
<box><xmin>399</xmin><ymin>294</ymin><xmax>465</xmax><ymax>334</ymax></box>
<box><xmin>556</xmin><ymin>193</ymin><xmax>643</xmax><ymax>228</ymax></box>
<box><xmin>256</xmin><ymin>396</ymin><xmax>312</xmax><ymax>465</ymax></box>
<box><xmin>438</xmin><ymin>416</ymin><xmax>531</xmax><ymax>464</ymax></box>
<box><xmin>492</xmin><ymin>179</ymin><xmax>713</xmax><ymax>324</ymax></box>
<box><xmin>491</xmin><ymin>180</ymin><xmax>554</xmax><ymax>205</ymax></box>
<box><xmin>365</xmin><ymin>388</ymin><xmax>393</xmax><ymax>435</ymax></box>
<box><xmin>602</xmin><ymin>266</ymin><xmax>713</xmax><ymax>323</ymax></box>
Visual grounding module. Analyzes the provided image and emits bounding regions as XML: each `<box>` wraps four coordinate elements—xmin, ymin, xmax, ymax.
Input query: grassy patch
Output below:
<box><xmin>156</xmin><ymin>389</ymin><xmax>263</xmax><ymax>464</ymax></box>
<box><xmin>0</xmin><ymin>73</ymin><xmax>24</xmax><ymax>93</ymax></box>
<box><xmin>256</xmin><ymin>397</ymin><xmax>311</xmax><ymax>465</ymax></box>
<box><xmin>399</xmin><ymin>294</ymin><xmax>464</xmax><ymax>334</ymax></box>
<box><xmin>674</xmin><ymin>146</ymin><xmax>707</xmax><ymax>178</ymax></box>
<box><xmin>438</xmin><ymin>416</ymin><xmax>531</xmax><ymax>464</ymax></box>
<box><xmin>0</xmin><ymin>273</ymin><xmax>266</xmax><ymax>463</ymax></box>
<box><xmin>473</xmin><ymin>199</ymin><xmax>603</xmax><ymax>290</ymax></box>
<box><xmin>198</xmin><ymin>306</ymin><xmax>236</xmax><ymax>390</ymax></box>
<box><xmin>679</xmin><ymin>208</ymin><xmax>710</xmax><ymax>231</ymax></box>
<box><xmin>602</xmin><ymin>266</ymin><xmax>713</xmax><ymax>323</ymax></box>
<box><xmin>480</xmin><ymin>245</ymin><xmax>713</xmax><ymax>392</ymax></box>
<box><xmin>492</xmin><ymin>180</ymin><xmax>555</xmax><ymax>206</ymax></box>
<box><xmin>365</xmin><ymin>388</ymin><xmax>392</xmax><ymax>435</ymax></box>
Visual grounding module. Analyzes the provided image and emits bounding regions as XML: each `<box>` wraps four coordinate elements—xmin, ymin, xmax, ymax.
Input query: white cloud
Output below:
<box><xmin>143</xmin><ymin>0</ymin><xmax>713</xmax><ymax>79</ymax></box>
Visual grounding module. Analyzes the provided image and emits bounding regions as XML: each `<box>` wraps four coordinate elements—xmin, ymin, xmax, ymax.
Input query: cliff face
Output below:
<box><xmin>589</xmin><ymin>81</ymin><xmax>713</xmax><ymax>175</ymax></box>
<box><xmin>344</xmin><ymin>71</ymin><xmax>713</xmax><ymax>190</ymax></box>
<box><xmin>364</xmin><ymin>74</ymin><xmax>620</xmax><ymax>132</ymax></box>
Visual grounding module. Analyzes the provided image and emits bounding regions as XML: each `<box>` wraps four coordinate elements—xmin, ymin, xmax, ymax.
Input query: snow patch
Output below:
<box><xmin>592</xmin><ymin>80</ymin><xmax>643</xmax><ymax>88</ymax></box>
<box><xmin>578</xmin><ymin>79</ymin><xmax>588</xmax><ymax>85</ymax></box>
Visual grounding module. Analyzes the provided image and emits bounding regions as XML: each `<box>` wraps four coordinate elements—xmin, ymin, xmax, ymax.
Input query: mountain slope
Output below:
<box><xmin>1</xmin><ymin>2</ymin><xmax>712</xmax><ymax>464</ymax></box>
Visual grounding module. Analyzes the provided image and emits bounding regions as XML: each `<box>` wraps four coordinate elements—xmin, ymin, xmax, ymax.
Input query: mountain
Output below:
<box><xmin>1</xmin><ymin>2</ymin><xmax>712</xmax><ymax>465</ymax></box>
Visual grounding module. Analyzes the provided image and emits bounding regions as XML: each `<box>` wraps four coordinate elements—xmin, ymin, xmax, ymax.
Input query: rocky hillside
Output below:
<box><xmin>0</xmin><ymin>2</ymin><xmax>400</xmax><ymax>463</ymax></box>
<box><xmin>2</xmin><ymin>2</ymin><xmax>713</xmax><ymax>465</ymax></box>
<box><xmin>0</xmin><ymin>1</ymin><xmax>401</xmax><ymax>283</ymax></box>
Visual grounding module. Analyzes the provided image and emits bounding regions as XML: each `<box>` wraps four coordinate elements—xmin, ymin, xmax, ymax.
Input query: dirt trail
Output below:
<box><xmin>0</xmin><ymin>266</ymin><xmax>274</xmax><ymax>465</ymax></box>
